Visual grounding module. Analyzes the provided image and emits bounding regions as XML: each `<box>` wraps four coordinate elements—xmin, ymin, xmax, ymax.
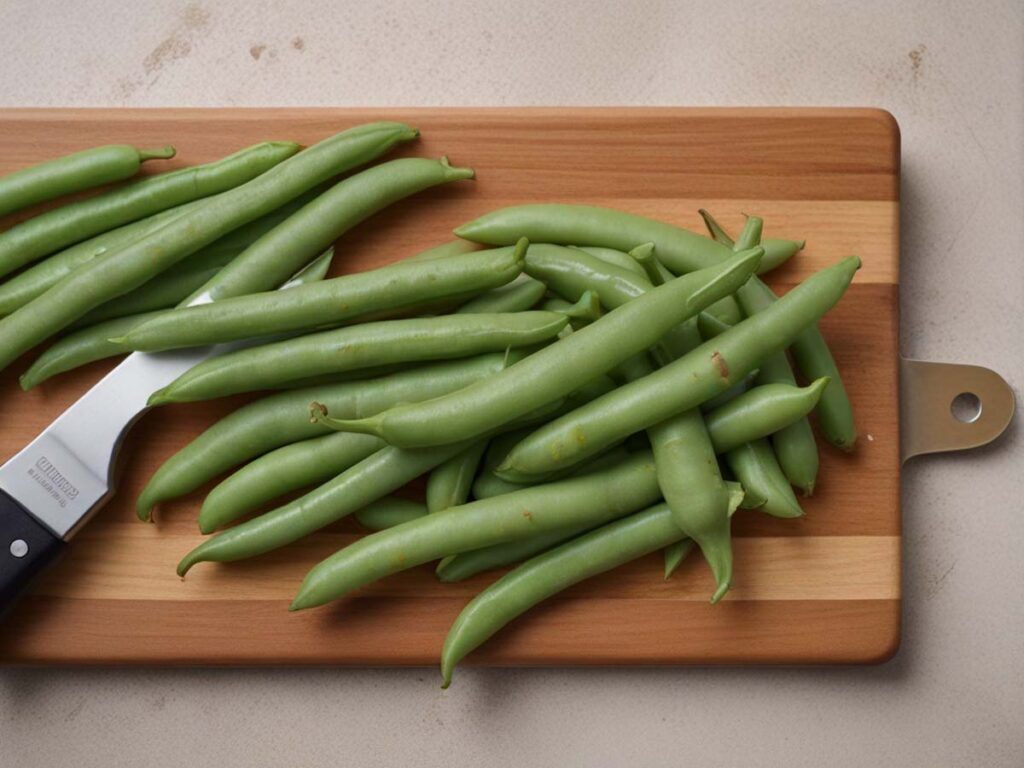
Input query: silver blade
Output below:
<box><xmin>0</xmin><ymin>347</ymin><xmax>214</xmax><ymax>539</ymax></box>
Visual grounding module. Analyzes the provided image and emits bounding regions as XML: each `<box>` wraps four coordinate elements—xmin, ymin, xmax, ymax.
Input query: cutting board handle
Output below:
<box><xmin>901</xmin><ymin>357</ymin><xmax>1015</xmax><ymax>462</ymax></box>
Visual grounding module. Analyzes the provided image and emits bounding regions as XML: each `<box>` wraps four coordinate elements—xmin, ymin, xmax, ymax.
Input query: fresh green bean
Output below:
<box><xmin>455</xmin><ymin>203</ymin><xmax>736</xmax><ymax>275</ymax></box>
<box><xmin>20</xmin><ymin>250</ymin><xmax>334</xmax><ymax>389</ymax></box>
<box><xmin>0</xmin><ymin>144</ymin><xmax>175</xmax><ymax>219</ymax></box>
<box><xmin>725</xmin><ymin>438</ymin><xmax>804</xmax><ymax>517</ymax></box>
<box><xmin>289</xmin><ymin>451</ymin><xmax>663</xmax><ymax>611</ymax></box>
<box><xmin>0</xmin><ymin>142</ymin><xmax>297</xmax><ymax>279</ymax></box>
<box><xmin>703</xmin><ymin>296</ymin><xmax>744</xmax><ymax>326</ymax></box>
<box><xmin>0</xmin><ymin>200</ymin><xmax>204</xmax><ymax>316</ymax></box>
<box><xmin>454</xmin><ymin>275</ymin><xmax>546</xmax><ymax>314</ymax></box>
<box><xmin>149</xmin><ymin>310</ymin><xmax>567</xmax><ymax>404</ymax></box>
<box><xmin>116</xmin><ymin>244</ymin><xmax>525</xmax><ymax>353</ymax></box>
<box><xmin>199</xmin><ymin>431</ymin><xmax>384</xmax><ymax>533</ymax></box>
<box><xmin>326</xmin><ymin>248</ymin><xmax>763</xmax><ymax>448</ymax></box>
<box><xmin>436</xmin><ymin>526</ymin><xmax>590</xmax><ymax>583</ymax></box>
<box><xmin>497</xmin><ymin>256</ymin><xmax>860</xmax><ymax>480</ymax></box>
<box><xmin>0</xmin><ymin>122</ymin><xmax>418</xmax><ymax>372</ymax></box>
<box><xmin>704</xmin><ymin>379</ymin><xmax>829</xmax><ymax>454</ymax></box>
<box><xmin>698</xmin><ymin>208</ymin><xmax>805</xmax><ymax>272</ymax></box>
<box><xmin>440</xmin><ymin>486</ymin><xmax>744</xmax><ymax>687</ymax></box>
<box><xmin>355</xmin><ymin>497</ymin><xmax>428</xmax><ymax>532</ymax></box>
<box><xmin>627</xmin><ymin>242</ymin><xmax>667</xmax><ymax>285</ymax></box>
<box><xmin>426</xmin><ymin>441</ymin><xmax>488</xmax><ymax>514</ymax></box>
<box><xmin>186</xmin><ymin>157</ymin><xmax>473</xmax><ymax>305</ymax></box>
<box><xmin>136</xmin><ymin>352</ymin><xmax>518</xmax><ymax>520</ymax></box>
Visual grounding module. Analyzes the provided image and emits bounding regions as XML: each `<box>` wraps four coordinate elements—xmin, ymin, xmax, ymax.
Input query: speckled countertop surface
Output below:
<box><xmin>1</xmin><ymin>1</ymin><xmax>1022</xmax><ymax>765</ymax></box>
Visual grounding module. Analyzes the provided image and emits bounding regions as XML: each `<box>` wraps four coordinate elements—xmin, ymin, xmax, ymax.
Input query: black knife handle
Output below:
<box><xmin>0</xmin><ymin>488</ymin><xmax>64</xmax><ymax>618</ymax></box>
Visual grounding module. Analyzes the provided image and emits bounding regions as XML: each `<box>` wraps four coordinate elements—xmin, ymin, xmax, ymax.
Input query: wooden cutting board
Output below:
<box><xmin>0</xmin><ymin>108</ymin><xmax>900</xmax><ymax>666</ymax></box>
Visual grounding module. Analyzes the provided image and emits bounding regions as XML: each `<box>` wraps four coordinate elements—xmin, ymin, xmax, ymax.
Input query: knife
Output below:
<box><xmin>0</xmin><ymin>259</ymin><xmax>325</xmax><ymax>615</ymax></box>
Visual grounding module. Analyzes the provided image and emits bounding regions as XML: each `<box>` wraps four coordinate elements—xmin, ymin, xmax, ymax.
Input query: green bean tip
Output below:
<box><xmin>139</xmin><ymin>146</ymin><xmax>177</xmax><ymax>161</ymax></box>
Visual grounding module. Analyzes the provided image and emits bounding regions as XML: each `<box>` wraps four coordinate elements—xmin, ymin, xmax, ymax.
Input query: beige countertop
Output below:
<box><xmin>1</xmin><ymin>1</ymin><xmax>1021</xmax><ymax>765</ymax></box>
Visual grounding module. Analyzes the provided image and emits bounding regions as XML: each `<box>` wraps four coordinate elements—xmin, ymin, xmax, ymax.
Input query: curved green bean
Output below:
<box><xmin>325</xmin><ymin>248</ymin><xmax>763</xmax><ymax>447</ymax></box>
<box><xmin>186</xmin><ymin>157</ymin><xmax>473</xmax><ymax>305</ymax></box>
<box><xmin>150</xmin><ymin>310</ymin><xmax>567</xmax><ymax>404</ymax></box>
<box><xmin>0</xmin><ymin>143</ymin><xmax>174</xmax><ymax>218</ymax></box>
<box><xmin>289</xmin><ymin>451</ymin><xmax>663</xmax><ymax>611</ymax></box>
<box><xmin>20</xmin><ymin>249</ymin><xmax>334</xmax><ymax>389</ymax></box>
<box><xmin>426</xmin><ymin>441</ymin><xmax>488</xmax><ymax>514</ymax></box>
<box><xmin>116</xmin><ymin>244</ymin><xmax>524</xmax><ymax>353</ymax></box>
<box><xmin>0</xmin><ymin>122</ymin><xmax>418</xmax><ymax>372</ymax></box>
<box><xmin>0</xmin><ymin>142</ymin><xmax>297</xmax><ymax>279</ymax></box>
<box><xmin>136</xmin><ymin>352</ymin><xmax>517</xmax><ymax>520</ymax></box>
<box><xmin>497</xmin><ymin>256</ymin><xmax>860</xmax><ymax>480</ymax></box>
<box><xmin>199</xmin><ymin>431</ymin><xmax>384</xmax><ymax>533</ymax></box>
<box><xmin>354</xmin><ymin>497</ymin><xmax>428</xmax><ymax>532</ymax></box>
<box><xmin>440</xmin><ymin>486</ymin><xmax>744</xmax><ymax>687</ymax></box>
<box><xmin>725</xmin><ymin>438</ymin><xmax>804</xmax><ymax>517</ymax></box>
<box><xmin>704</xmin><ymin>379</ymin><xmax>829</xmax><ymax>454</ymax></box>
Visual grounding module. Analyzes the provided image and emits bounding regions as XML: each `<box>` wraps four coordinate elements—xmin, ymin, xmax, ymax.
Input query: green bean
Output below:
<box><xmin>149</xmin><ymin>310</ymin><xmax>567</xmax><ymax>404</ymax></box>
<box><xmin>426</xmin><ymin>441</ymin><xmax>488</xmax><ymax>514</ymax></box>
<box><xmin>704</xmin><ymin>379</ymin><xmax>829</xmax><ymax>454</ymax></box>
<box><xmin>0</xmin><ymin>200</ymin><xmax>203</xmax><ymax>316</ymax></box>
<box><xmin>178</xmin><ymin>439</ymin><xmax>476</xmax><ymax>575</ymax></box>
<box><xmin>326</xmin><ymin>248</ymin><xmax>763</xmax><ymax>448</ymax></box>
<box><xmin>0</xmin><ymin>122</ymin><xmax>418</xmax><ymax>372</ymax></box>
<box><xmin>136</xmin><ymin>352</ymin><xmax>517</xmax><ymax>520</ymax></box>
<box><xmin>355</xmin><ymin>497</ymin><xmax>428</xmax><ymax>532</ymax></box>
<box><xmin>497</xmin><ymin>256</ymin><xmax>860</xmax><ymax>480</ymax></box>
<box><xmin>725</xmin><ymin>438</ymin><xmax>804</xmax><ymax>517</ymax></box>
<box><xmin>73</xmin><ymin>187</ymin><xmax>327</xmax><ymax>327</ymax></box>
<box><xmin>663</xmin><ymin>539</ymin><xmax>696</xmax><ymax>579</ymax></box>
<box><xmin>20</xmin><ymin>249</ymin><xmax>335</xmax><ymax>389</ymax></box>
<box><xmin>698</xmin><ymin>208</ymin><xmax>805</xmax><ymax>273</ymax></box>
<box><xmin>199</xmin><ymin>431</ymin><xmax>384</xmax><ymax>533</ymax></box>
<box><xmin>572</xmin><ymin>246</ymin><xmax>648</xmax><ymax>277</ymax></box>
<box><xmin>0</xmin><ymin>144</ymin><xmax>175</xmax><ymax>218</ymax></box>
<box><xmin>454</xmin><ymin>275</ymin><xmax>546</xmax><ymax>314</ymax></box>
<box><xmin>116</xmin><ymin>244</ymin><xmax>525</xmax><ymax>353</ymax></box>
<box><xmin>455</xmin><ymin>204</ymin><xmax>736</xmax><ymax>275</ymax></box>
<box><xmin>289</xmin><ymin>451</ymin><xmax>663</xmax><ymax>611</ymax></box>
<box><xmin>440</xmin><ymin>486</ymin><xmax>744</xmax><ymax>687</ymax></box>
<box><xmin>757</xmin><ymin>353</ymin><xmax>821</xmax><ymax>494</ymax></box>
<box><xmin>0</xmin><ymin>142</ymin><xmax>297</xmax><ymax>279</ymax></box>
<box><xmin>186</xmin><ymin>157</ymin><xmax>473</xmax><ymax>305</ymax></box>
<box><xmin>703</xmin><ymin>296</ymin><xmax>744</xmax><ymax>326</ymax></box>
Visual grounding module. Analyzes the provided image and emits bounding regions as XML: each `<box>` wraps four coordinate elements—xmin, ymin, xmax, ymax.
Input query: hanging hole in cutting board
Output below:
<box><xmin>951</xmin><ymin>392</ymin><xmax>982</xmax><ymax>424</ymax></box>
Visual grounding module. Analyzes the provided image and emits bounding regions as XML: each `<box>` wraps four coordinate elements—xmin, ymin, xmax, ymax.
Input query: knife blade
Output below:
<box><xmin>0</xmin><ymin>261</ymin><xmax>321</xmax><ymax>614</ymax></box>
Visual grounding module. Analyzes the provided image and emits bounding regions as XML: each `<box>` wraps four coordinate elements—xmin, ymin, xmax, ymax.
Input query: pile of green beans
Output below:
<box><xmin>2</xmin><ymin>132</ymin><xmax>865</xmax><ymax>686</ymax></box>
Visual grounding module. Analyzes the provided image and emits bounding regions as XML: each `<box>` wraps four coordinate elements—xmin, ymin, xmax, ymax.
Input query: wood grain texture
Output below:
<box><xmin>0</xmin><ymin>108</ymin><xmax>900</xmax><ymax>666</ymax></box>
